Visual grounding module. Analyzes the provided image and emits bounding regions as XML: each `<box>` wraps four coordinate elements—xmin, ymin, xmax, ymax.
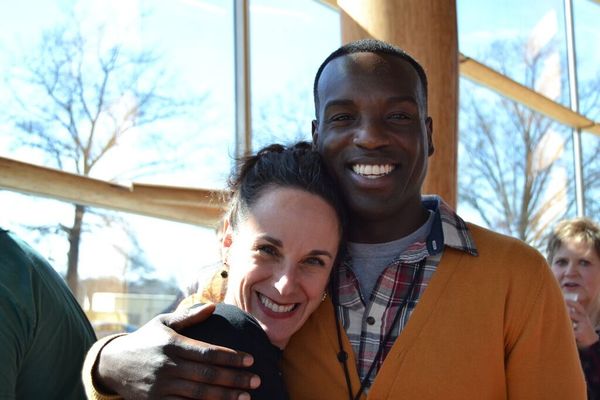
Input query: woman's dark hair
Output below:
<box><xmin>226</xmin><ymin>141</ymin><xmax>346</xmax><ymax>240</ymax></box>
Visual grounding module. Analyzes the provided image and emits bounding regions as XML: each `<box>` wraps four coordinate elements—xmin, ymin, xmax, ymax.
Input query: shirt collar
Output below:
<box><xmin>339</xmin><ymin>196</ymin><xmax>478</xmax><ymax>270</ymax></box>
<box><xmin>423</xmin><ymin>195</ymin><xmax>478</xmax><ymax>256</ymax></box>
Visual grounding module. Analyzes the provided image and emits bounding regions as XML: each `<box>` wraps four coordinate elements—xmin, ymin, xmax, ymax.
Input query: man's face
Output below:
<box><xmin>312</xmin><ymin>52</ymin><xmax>433</xmax><ymax>237</ymax></box>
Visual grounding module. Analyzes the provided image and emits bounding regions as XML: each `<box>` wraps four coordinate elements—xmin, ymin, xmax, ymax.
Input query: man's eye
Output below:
<box><xmin>329</xmin><ymin>114</ymin><xmax>353</xmax><ymax>122</ymax></box>
<box><xmin>388</xmin><ymin>112</ymin><xmax>410</xmax><ymax>120</ymax></box>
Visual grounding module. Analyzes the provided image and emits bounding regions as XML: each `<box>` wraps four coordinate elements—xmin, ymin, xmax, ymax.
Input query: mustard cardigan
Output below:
<box><xmin>282</xmin><ymin>223</ymin><xmax>587</xmax><ymax>399</ymax></box>
<box><xmin>84</xmin><ymin>224</ymin><xmax>586</xmax><ymax>399</ymax></box>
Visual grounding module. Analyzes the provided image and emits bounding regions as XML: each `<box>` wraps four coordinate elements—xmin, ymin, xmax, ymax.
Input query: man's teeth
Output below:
<box><xmin>258</xmin><ymin>293</ymin><xmax>295</xmax><ymax>313</ymax></box>
<box><xmin>352</xmin><ymin>164</ymin><xmax>395</xmax><ymax>178</ymax></box>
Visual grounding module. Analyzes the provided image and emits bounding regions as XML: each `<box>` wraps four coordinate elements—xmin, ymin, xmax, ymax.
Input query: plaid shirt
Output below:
<box><xmin>335</xmin><ymin>196</ymin><xmax>478</xmax><ymax>389</ymax></box>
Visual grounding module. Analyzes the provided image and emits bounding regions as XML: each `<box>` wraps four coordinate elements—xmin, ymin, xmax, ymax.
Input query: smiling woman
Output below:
<box><xmin>178</xmin><ymin>141</ymin><xmax>346</xmax><ymax>399</ymax></box>
<box><xmin>222</xmin><ymin>186</ymin><xmax>340</xmax><ymax>349</ymax></box>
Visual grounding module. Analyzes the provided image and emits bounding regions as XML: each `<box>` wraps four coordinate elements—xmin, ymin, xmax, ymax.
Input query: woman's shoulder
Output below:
<box><xmin>180</xmin><ymin>303</ymin><xmax>288</xmax><ymax>400</ymax></box>
<box><xmin>180</xmin><ymin>303</ymin><xmax>273</xmax><ymax>357</ymax></box>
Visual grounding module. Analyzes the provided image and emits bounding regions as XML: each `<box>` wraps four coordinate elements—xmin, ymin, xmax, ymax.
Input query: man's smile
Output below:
<box><xmin>351</xmin><ymin>163</ymin><xmax>396</xmax><ymax>179</ymax></box>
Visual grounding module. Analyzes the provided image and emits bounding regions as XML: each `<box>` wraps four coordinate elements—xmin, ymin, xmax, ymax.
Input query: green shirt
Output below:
<box><xmin>0</xmin><ymin>228</ymin><xmax>96</xmax><ymax>399</ymax></box>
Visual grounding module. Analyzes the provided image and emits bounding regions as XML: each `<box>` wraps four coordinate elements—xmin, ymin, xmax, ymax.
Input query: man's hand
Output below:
<box><xmin>95</xmin><ymin>303</ymin><xmax>260</xmax><ymax>399</ymax></box>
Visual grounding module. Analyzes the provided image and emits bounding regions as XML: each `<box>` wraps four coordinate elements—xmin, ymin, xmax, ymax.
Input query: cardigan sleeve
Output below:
<box><xmin>82</xmin><ymin>334</ymin><xmax>127</xmax><ymax>400</ymax></box>
<box><xmin>504</xmin><ymin>256</ymin><xmax>587</xmax><ymax>399</ymax></box>
<box><xmin>81</xmin><ymin>270</ymin><xmax>226</xmax><ymax>400</ymax></box>
<box><xmin>579</xmin><ymin>339</ymin><xmax>600</xmax><ymax>400</ymax></box>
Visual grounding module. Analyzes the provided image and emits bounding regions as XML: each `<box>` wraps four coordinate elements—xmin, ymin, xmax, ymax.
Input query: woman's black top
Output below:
<box><xmin>180</xmin><ymin>303</ymin><xmax>289</xmax><ymax>400</ymax></box>
<box><xmin>579</xmin><ymin>330</ymin><xmax>600</xmax><ymax>400</ymax></box>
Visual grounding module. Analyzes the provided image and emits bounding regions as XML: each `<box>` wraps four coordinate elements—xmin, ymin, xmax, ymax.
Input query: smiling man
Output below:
<box><xmin>83</xmin><ymin>39</ymin><xmax>586</xmax><ymax>400</ymax></box>
<box><xmin>281</xmin><ymin>39</ymin><xmax>586</xmax><ymax>399</ymax></box>
<box><xmin>311</xmin><ymin>43</ymin><xmax>433</xmax><ymax>243</ymax></box>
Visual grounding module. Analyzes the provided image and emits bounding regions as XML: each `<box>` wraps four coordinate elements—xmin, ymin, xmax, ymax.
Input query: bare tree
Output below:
<box><xmin>252</xmin><ymin>83</ymin><xmax>313</xmax><ymax>151</ymax></box>
<box><xmin>578</xmin><ymin>68</ymin><xmax>600</xmax><ymax>220</ymax></box>
<box><xmin>5</xmin><ymin>10</ymin><xmax>204</xmax><ymax>298</ymax></box>
<box><xmin>459</xmin><ymin>39</ymin><xmax>600</xmax><ymax>249</ymax></box>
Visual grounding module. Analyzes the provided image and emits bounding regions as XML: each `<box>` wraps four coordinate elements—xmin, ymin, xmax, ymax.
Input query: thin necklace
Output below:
<box><xmin>332</xmin><ymin>260</ymin><xmax>425</xmax><ymax>400</ymax></box>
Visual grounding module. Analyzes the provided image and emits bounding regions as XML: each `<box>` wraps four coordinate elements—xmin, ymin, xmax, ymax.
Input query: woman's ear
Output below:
<box><xmin>221</xmin><ymin>218</ymin><xmax>234</xmax><ymax>264</ymax></box>
<box><xmin>222</xmin><ymin>218</ymin><xmax>233</xmax><ymax>248</ymax></box>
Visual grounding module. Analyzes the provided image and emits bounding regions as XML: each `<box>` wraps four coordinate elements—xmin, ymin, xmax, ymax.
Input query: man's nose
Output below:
<box><xmin>353</xmin><ymin>118</ymin><xmax>390</xmax><ymax>149</ymax></box>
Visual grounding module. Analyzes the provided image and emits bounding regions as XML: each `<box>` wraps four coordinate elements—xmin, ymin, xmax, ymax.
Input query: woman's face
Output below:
<box><xmin>551</xmin><ymin>240</ymin><xmax>600</xmax><ymax>310</ymax></box>
<box><xmin>223</xmin><ymin>187</ymin><xmax>340</xmax><ymax>349</ymax></box>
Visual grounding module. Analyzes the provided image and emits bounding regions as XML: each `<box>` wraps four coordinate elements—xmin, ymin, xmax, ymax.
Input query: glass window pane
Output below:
<box><xmin>457</xmin><ymin>79</ymin><xmax>576</xmax><ymax>250</ymax></box>
<box><xmin>249</xmin><ymin>0</ymin><xmax>340</xmax><ymax>150</ymax></box>
<box><xmin>0</xmin><ymin>0</ymin><xmax>232</xmax><ymax>337</ymax></box>
<box><xmin>574</xmin><ymin>0</ymin><xmax>600</xmax><ymax>121</ymax></box>
<box><xmin>457</xmin><ymin>0</ymin><xmax>570</xmax><ymax>108</ymax></box>
<box><xmin>1</xmin><ymin>192</ymin><xmax>221</xmax><ymax>337</ymax></box>
<box><xmin>0</xmin><ymin>0</ymin><xmax>234</xmax><ymax>189</ymax></box>
<box><xmin>582</xmin><ymin>132</ymin><xmax>600</xmax><ymax>218</ymax></box>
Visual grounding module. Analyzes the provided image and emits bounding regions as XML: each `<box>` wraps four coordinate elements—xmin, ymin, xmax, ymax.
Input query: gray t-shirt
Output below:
<box><xmin>348</xmin><ymin>211</ymin><xmax>434</xmax><ymax>301</ymax></box>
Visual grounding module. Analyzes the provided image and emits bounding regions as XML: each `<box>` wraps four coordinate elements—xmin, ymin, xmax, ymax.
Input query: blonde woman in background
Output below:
<box><xmin>548</xmin><ymin>217</ymin><xmax>600</xmax><ymax>400</ymax></box>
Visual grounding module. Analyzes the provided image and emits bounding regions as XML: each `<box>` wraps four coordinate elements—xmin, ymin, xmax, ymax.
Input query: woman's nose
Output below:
<box><xmin>565</xmin><ymin>262</ymin><xmax>579</xmax><ymax>276</ymax></box>
<box><xmin>273</xmin><ymin>264</ymin><xmax>298</xmax><ymax>296</ymax></box>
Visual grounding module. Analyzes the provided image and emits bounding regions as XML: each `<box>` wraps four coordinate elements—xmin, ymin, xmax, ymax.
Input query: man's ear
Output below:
<box><xmin>311</xmin><ymin>120</ymin><xmax>319</xmax><ymax>147</ymax></box>
<box><xmin>426</xmin><ymin>116</ymin><xmax>434</xmax><ymax>156</ymax></box>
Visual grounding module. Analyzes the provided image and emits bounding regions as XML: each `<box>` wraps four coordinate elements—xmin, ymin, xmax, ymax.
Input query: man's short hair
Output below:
<box><xmin>313</xmin><ymin>38</ymin><xmax>429</xmax><ymax>118</ymax></box>
<box><xmin>546</xmin><ymin>217</ymin><xmax>600</xmax><ymax>264</ymax></box>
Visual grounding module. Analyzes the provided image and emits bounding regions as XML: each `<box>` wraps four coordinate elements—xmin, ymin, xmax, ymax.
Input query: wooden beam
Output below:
<box><xmin>459</xmin><ymin>55</ymin><xmax>600</xmax><ymax>136</ymax></box>
<box><xmin>0</xmin><ymin>156</ymin><xmax>227</xmax><ymax>227</ymax></box>
<box><xmin>315</xmin><ymin>0</ymin><xmax>338</xmax><ymax>11</ymax></box>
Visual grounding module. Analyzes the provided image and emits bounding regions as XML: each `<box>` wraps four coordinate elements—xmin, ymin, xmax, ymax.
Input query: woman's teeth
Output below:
<box><xmin>258</xmin><ymin>293</ymin><xmax>295</xmax><ymax>313</ymax></box>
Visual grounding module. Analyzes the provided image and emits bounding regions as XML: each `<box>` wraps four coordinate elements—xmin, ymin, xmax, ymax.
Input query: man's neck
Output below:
<box><xmin>348</xmin><ymin>203</ymin><xmax>430</xmax><ymax>244</ymax></box>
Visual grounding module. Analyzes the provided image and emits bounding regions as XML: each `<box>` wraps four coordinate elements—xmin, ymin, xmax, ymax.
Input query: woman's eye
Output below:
<box><xmin>257</xmin><ymin>245</ymin><xmax>278</xmax><ymax>256</ymax></box>
<box><xmin>553</xmin><ymin>259</ymin><xmax>567</xmax><ymax>267</ymax></box>
<box><xmin>304</xmin><ymin>257</ymin><xmax>325</xmax><ymax>267</ymax></box>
